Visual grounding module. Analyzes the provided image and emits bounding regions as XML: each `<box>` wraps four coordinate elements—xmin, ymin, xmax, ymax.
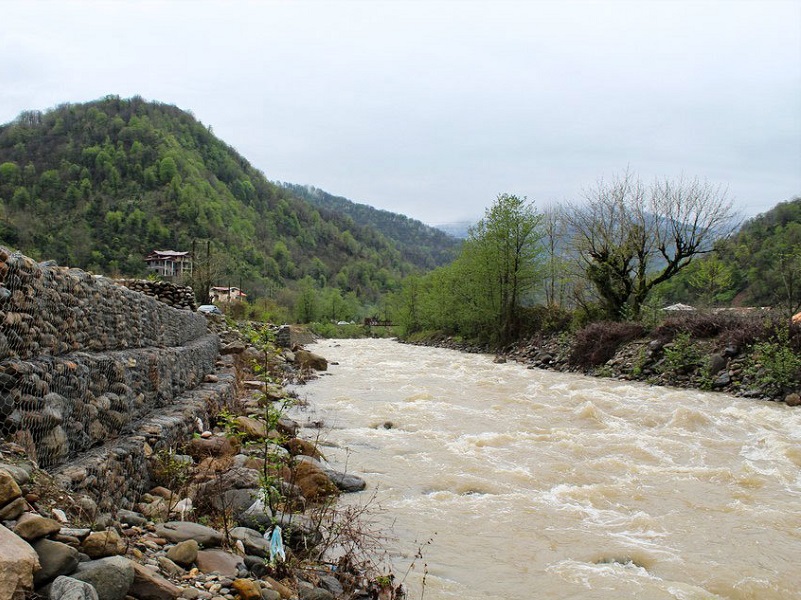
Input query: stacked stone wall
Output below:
<box><xmin>0</xmin><ymin>249</ymin><xmax>206</xmax><ymax>362</ymax></box>
<box><xmin>116</xmin><ymin>279</ymin><xmax>197</xmax><ymax>311</ymax></box>
<box><xmin>0</xmin><ymin>248</ymin><xmax>232</xmax><ymax>496</ymax></box>
<box><xmin>52</xmin><ymin>373</ymin><xmax>237</xmax><ymax>510</ymax></box>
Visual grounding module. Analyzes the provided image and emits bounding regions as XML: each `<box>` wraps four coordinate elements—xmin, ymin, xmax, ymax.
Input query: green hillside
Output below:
<box><xmin>0</xmin><ymin>95</ymin><xmax>446</xmax><ymax>316</ymax></box>
<box><xmin>659</xmin><ymin>197</ymin><xmax>801</xmax><ymax>311</ymax></box>
<box><xmin>279</xmin><ymin>183</ymin><xmax>460</xmax><ymax>269</ymax></box>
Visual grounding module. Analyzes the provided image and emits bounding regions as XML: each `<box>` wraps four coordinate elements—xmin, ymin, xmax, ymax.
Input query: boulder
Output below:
<box><xmin>0</xmin><ymin>524</ymin><xmax>39</xmax><ymax>600</ymax></box>
<box><xmin>81</xmin><ymin>529</ymin><xmax>125</xmax><ymax>559</ymax></box>
<box><xmin>155</xmin><ymin>522</ymin><xmax>223</xmax><ymax>548</ymax></box>
<box><xmin>0</xmin><ymin>468</ymin><xmax>22</xmax><ymax>507</ymax></box>
<box><xmin>71</xmin><ymin>556</ymin><xmax>134</xmax><ymax>600</ymax></box>
<box><xmin>195</xmin><ymin>548</ymin><xmax>244</xmax><ymax>578</ymax></box>
<box><xmin>707</xmin><ymin>353</ymin><xmax>727</xmax><ymax>375</ymax></box>
<box><xmin>295</xmin><ymin>456</ymin><xmax>366</xmax><ymax>493</ymax></box>
<box><xmin>185</xmin><ymin>436</ymin><xmax>239</xmax><ymax>460</ymax></box>
<box><xmin>785</xmin><ymin>393</ymin><xmax>801</xmax><ymax>407</ymax></box>
<box><xmin>0</xmin><ymin>497</ymin><xmax>27</xmax><ymax>520</ymax></box>
<box><xmin>229</xmin><ymin>527</ymin><xmax>270</xmax><ymax>557</ymax></box>
<box><xmin>166</xmin><ymin>539</ymin><xmax>198</xmax><ymax>567</ymax></box>
<box><xmin>293</xmin><ymin>350</ymin><xmax>328</xmax><ymax>371</ymax></box>
<box><xmin>211</xmin><ymin>488</ymin><xmax>262</xmax><ymax>518</ymax></box>
<box><xmin>299</xmin><ymin>587</ymin><xmax>334</xmax><ymax>600</ymax></box>
<box><xmin>129</xmin><ymin>561</ymin><xmax>182</xmax><ymax>600</ymax></box>
<box><xmin>14</xmin><ymin>513</ymin><xmax>62</xmax><ymax>541</ymax></box>
<box><xmin>285</xmin><ymin>438</ymin><xmax>323</xmax><ymax>460</ymax></box>
<box><xmin>293</xmin><ymin>461</ymin><xmax>339</xmax><ymax>501</ymax></box>
<box><xmin>235</xmin><ymin>416</ymin><xmax>269</xmax><ymax>440</ymax></box>
<box><xmin>156</xmin><ymin>556</ymin><xmax>185</xmax><ymax>578</ymax></box>
<box><xmin>50</xmin><ymin>576</ymin><xmax>99</xmax><ymax>600</ymax></box>
<box><xmin>232</xmin><ymin>579</ymin><xmax>262</xmax><ymax>600</ymax></box>
<box><xmin>31</xmin><ymin>538</ymin><xmax>79</xmax><ymax>586</ymax></box>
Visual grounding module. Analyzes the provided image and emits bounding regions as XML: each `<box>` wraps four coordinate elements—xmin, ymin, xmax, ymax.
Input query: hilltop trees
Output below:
<box><xmin>564</xmin><ymin>172</ymin><xmax>736</xmax><ymax>319</ymax></box>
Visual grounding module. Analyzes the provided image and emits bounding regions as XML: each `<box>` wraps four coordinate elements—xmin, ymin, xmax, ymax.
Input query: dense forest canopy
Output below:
<box><xmin>279</xmin><ymin>183</ymin><xmax>460</xmax><ymax>269</ymax></box>
<box><xmin>0</xmin><ymin>96</ymin><xmax>457</xmax><ymax>318</ymax></box>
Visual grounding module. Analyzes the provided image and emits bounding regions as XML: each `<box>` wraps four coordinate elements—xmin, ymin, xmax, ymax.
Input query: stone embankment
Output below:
<box><xmin>117</xmin><ymin>280</ymin><xmax>198</xmax><ymax>311</ymax></box>
<box><xmin>0</xmin><ymin>248</ymin><xmax>375</xmax><ymax>600</ymax></box>
<box><xmin>405</xmin><ymin>325</ymin><xmax>801</xmax><ymax>406</ymax></box>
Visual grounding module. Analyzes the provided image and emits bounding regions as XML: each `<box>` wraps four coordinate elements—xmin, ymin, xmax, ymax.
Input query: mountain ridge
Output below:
<box><xmin>0</xmin><ymin>95</ymin><xmax>456</xmax><ymax>315</ymax></box>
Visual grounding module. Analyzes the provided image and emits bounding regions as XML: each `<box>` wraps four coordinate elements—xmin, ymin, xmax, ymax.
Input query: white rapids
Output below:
<box><xmin>289</xmin><ymin>339</ymin><xmax>801</xmax><ymax>600</ymax></box>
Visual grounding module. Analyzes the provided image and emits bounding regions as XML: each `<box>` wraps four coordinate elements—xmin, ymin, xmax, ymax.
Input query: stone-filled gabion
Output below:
<box><xmin>0</xmin><ymin>248</ymin><xmax>206</xmax><ymax>362</ymax></box>
<box><xmin>116</xmin><ymin>279</ymin><xmax>197</xmax><ymax>311</ymax></box>
<box><xmin>0</xmin><ymin>248</ymin><xmax>219</xmax><ymax>471</ymax></box>
<box><xmin>1</xmin><ymin>335</ymin><xmax>219</xmax><ymax>467</ymax></box>
<box><xmin>52</xmin><ymin>374</ymin><xmax>237</xmax><ymax>511</ymax></box>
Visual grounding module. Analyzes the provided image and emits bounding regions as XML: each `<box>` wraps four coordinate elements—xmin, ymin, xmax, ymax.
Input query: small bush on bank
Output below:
<box><xmin>659</xmin><ymin>332</ymin><xmax>704</xmax><ymax>376</ymax></box>
<box><xmin>569</xmin><ymin>321</ymin><xmax>647</xmax><ymax>368</ymax></box>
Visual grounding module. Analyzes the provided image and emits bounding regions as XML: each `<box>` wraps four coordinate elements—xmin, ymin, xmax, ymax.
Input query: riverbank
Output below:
<box><xmin>403</xmin><ymin>312</ymin><xmax>801</xmax><ymax>407</ymax></box>
<box><xmin>0</xmin><ymin>318</ymin><xmax>386</xmax><ymax>600</ymax></box>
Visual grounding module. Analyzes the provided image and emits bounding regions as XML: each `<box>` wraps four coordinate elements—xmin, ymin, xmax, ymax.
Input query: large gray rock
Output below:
<box><xmin>229</xmin><ymin>527</ymin><xmax>270</xmax><ymax>557</ymax></box>
<box><xmin>71</xmin><ymin>556</ymin><xmax>135</xmax><ymax>600</ymax></box>
<box><xmin>154</xmin><ymin>522</ymin><xmax>223</xmax><ymax>547</ymax></box>
<box><xmin>211</xmin><ymin>488</ymin><xmax>262</xmax><ymax>518</ymax></box>
<box><xmin>0</xmin><ymin>524</ymin><xmax>39</xmax><ymax>600</ymax></box>
<box><xmin>50</xmin><ymin>576</ymin><xmax>99</xmax><ymax>600</ymax></box>
<box><xmin>31</xmin><ymin>538</ymin><xmax>79</xmax><ymax>586</ymax></box>
<box><xmin>295</xmin><ymin>456</ymin><xmax>366</xmax><ymax>492</ymax></box>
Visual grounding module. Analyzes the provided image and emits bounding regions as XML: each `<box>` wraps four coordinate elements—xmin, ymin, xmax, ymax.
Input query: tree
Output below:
<box><xmin>565</xmin><ymin>172</ymin><xmax>736</xmax><ymax>319</ymax></box>
<box><xmin>688</xmin><ymin>255</ymin><xmax>734</xmax><ymax>307</ymax></box>
<box><xmin>469</xmin><ymin>194</ymin><xmax>544</xmax><ymax>342</ymax></box>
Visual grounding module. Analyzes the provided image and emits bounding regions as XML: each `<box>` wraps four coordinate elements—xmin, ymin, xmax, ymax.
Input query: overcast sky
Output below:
<box><xmin>2</xmin><ymin>0</ymin><xmax>799</xmax><ymax>225</ymax></box>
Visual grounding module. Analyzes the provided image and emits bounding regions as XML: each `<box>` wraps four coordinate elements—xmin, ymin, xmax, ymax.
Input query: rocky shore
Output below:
<box><xmin>0</xmin><ymin>317</ymin><xmax>385</xmax><ymax>600</ymax></box>
<box><xmin>405</xmin><ymin>321</ymin><xmax>801</xmax><ymax>406</ymax></box>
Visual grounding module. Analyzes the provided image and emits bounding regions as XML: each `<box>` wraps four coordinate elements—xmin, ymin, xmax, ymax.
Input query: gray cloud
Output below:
<box><xmin>1</xmin><ymin>0</ymin><xmax>798</xmax><ymax>224</ymax></box>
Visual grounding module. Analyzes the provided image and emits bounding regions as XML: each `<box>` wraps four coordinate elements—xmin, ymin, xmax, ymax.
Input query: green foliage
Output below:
<box><xmin>746</xmin><ymin>328</ymin><xmax>801</xmax><ymax>396</ymax></box>
<box><xmin>396</xmin><ymin>194</ymin><xmax>544</xmax><ymax>346</ymax></box>
<box><xmin>659</xmin><ymin>332</ymin><xmax>703</xmax><ymax>376</ymax></box>
<box><xmin>0</xmin><ymin>95</ymin><xmax>443</xmax><ymax>317</ymax></box>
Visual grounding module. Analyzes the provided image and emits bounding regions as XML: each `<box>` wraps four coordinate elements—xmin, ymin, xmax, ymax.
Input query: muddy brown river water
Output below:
<box><xmin>291</xmin><ymin>339</ymin><xmax>801</xmax><ymax>599</ymax></box>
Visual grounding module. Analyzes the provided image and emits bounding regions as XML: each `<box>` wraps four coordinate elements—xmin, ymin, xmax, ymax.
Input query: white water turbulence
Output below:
<box><xmin>290</xmin><ymin>339</ymin><xmax>801</xmax><ymax>600</ymax></box>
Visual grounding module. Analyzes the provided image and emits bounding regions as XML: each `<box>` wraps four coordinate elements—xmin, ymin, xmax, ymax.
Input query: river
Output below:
<box><xmin>290</xmin><ymin>339</ymin><xmax>801</xmax><ymax>600</ymax></box>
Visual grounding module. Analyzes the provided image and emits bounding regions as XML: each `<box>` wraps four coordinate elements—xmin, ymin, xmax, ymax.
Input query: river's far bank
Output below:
<box><xmin>399</xmin><ymin>312</ymin><xmax>801</xmax><ymax>408</ymax></box>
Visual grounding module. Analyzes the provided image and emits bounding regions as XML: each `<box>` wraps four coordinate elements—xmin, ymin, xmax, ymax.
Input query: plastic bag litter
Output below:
<box><xmin>270</xmin><ymin>525</ymin><xmax>286</xmax><ymax>563</ymax></box>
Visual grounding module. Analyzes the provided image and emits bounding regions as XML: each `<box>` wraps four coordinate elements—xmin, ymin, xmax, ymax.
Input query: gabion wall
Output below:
<box><xmin>0</xmin><ymin>247</ymin><xmax>218</xmax><ymax>469</ymax></box>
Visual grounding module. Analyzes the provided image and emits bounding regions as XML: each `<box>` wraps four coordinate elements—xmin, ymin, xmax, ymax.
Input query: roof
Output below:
<box><xmin>662</xmin><ymin>303</ymin><xmax>696</xmax><ymax>311</ymax></box>
<box><xmin>146</xmin><ymin>250</ymin><xmax>190</xmax><ymax>258</ymax></box>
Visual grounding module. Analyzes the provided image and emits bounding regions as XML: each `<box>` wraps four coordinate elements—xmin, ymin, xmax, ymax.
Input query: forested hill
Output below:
<box><xmin>279</xmin><ymin>183</ymin><xmax>460</xmax><ymax>269</ymax></box>
<box><xmin>0</xmin><ymin>96</ymin><xmax>445</xmax><ymax>304</ymax></box>
<box><xmin>660</xmin><ymin>196</ymin><xmax>801</xmax><ymax>310</ymax></box>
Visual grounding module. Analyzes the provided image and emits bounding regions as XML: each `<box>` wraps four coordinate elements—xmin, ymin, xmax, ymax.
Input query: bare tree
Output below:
<box><xmin>564</xmin><ymin>171</ymin><xmax>737</xmax><ymax>319</ymax></box>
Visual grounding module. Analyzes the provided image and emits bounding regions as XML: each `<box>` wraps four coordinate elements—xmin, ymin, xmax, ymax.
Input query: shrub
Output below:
<box><xmin>659</xmin><ymin>332</ymin><xmax>703</xmax><ymax>376</ymax></box>
<box><xmin>569</xmin><ymin>321</ymin><xmax>647</xmax><ymax>368</ymax></box>
<box><xmin>746</xmin><ymin>328</ymin><xmax>801</xmax><ymax>396</ymax></box>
